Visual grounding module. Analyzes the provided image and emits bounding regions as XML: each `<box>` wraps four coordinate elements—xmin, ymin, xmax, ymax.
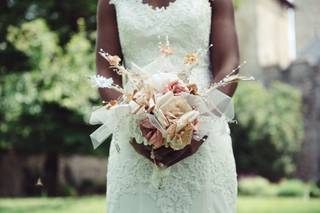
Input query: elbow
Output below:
<box><xmin>214</xmin><ymin>55</ymin><xmax>240</xmax><ymax>81</ymax></box>
<box><xmin>228</xmin><ymin>55</ymin><xmax>240</xmax><ymax>73</ymax></box>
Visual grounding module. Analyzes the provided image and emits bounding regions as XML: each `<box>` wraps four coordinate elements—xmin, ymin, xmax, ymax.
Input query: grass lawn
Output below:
<box><xmin>237</xmin><ymin>197</ymin><xmax>320</xmax><ymax>213</ymax></box>
<box><xmin>0</xmin><ymin>196</ymin><xmax>320</xmax><ymax>213</ymax></box>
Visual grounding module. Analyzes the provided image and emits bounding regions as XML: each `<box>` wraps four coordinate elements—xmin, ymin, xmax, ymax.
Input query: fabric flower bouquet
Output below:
<box><xmin>89</xmin><ymin>37</ymin><xmax>253</xmax><ymax>169</ymax></box>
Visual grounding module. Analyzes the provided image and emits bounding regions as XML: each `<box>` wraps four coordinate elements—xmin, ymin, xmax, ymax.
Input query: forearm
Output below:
<box><xmin>210</xmin><ymin>0</ymin><xmax>240</xmax><ymax>97</ymax></box>
<box><xmin>212</xmin><ymin>58</ymin><xmax>239</xmax><ymax>97</ymax></box>
<box><xmin>96</xmin><ymin>51</ymin><xmax>123</xmax><ymax>102</ymax></box>
<box><xmin>97</xmin><ymin>87</ymin><xmax>122</xmax><ymax>102</ymax></box>
<box><xmin>96</xmin><ymin>0</ymin><xmax>124</xmax><ymax>102</ymax></box>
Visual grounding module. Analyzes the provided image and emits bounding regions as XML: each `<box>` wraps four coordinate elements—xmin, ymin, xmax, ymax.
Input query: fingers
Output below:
<box><xmin>129</xmin><ymin>135</ymin><xmax>208</xmax><ymax>168</ymax></box>
<box><xmin>189</xmin><ymin>135</ymin><xmax>207</xmax><ymax>153</ymax></box>
<box><xmin>153</xmin><ymin>146</ymin><xmax>174</xmax><ymax>159</ymax></box>
<box><xmin>160</xmin><ymin>148</ymin><xmax>188</xmax><ymax>167</ymax></box>
<box><xmin>130</xmin><ymin>138</ymin><xmax>152</xmax><ymax>160</ymax></box>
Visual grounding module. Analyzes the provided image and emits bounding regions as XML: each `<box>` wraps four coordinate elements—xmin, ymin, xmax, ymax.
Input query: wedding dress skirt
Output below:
<box><xmin>105</xmin><ymin>0</ymin><xmax>238</xmax><ymax>212</ymax></box>
<box><xmin>106</xmin><ymin>115</ymin><xmax>237</xmax><ymax>213</ymax></box>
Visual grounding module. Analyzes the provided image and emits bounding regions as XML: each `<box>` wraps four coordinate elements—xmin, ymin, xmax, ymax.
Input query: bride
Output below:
<box><xmin>95</xmin><ymin>0</ymin><xmax>240</xmax><ymax>212</ymax></box>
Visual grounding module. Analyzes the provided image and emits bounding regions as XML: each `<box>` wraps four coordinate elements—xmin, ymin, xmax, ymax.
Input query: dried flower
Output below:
<box><xmin>107</xmin><ymin>55</ymin><xmax>121</xmax><ymax>66</ymax></box>
<box><xmin>184</xmin><ymin>52</ymin><xmax>199</xmax><ymax>65</ymax></box>
<box><xmin>105</xmin><ymin>100</ymin><xmax>118</xmax><ymax>109</ymax></box>
<box><xmin>211</xmin><ymin>74</ymin><xmax>255</xmax><ymax>90</ymax></box>
<box><xmin>90</xmin><ymin>75</ymin><xmax>114</xmax><ymax>88</ymax></box>
<box><xmin>90</xmin><ymin>74</ymin><xmax>125</xmax><ymax>94</ymax></box>
<box><xmin>99</xmin><ymin>49</ymin><xmax>121</xmax><ymax>66</ymax></box>
<box><xmin>158</xmin><ymin>35</ymin><xmax>174</xmax><ymax>56</ymax></box>
<box><xmin>159</xmin><ymin>43</ymin><xmax>174</xmax><ymax>56</ymax></box>
<box><xmin>186</xmin><ymin>83</ymin><xmax>199</xmax><ymax>95</ymax></box>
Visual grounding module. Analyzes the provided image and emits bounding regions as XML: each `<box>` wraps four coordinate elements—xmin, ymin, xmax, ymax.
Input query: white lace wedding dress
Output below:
<box><xmin>105</xmin><ymin>0</ymin><xmax>238</xmax><ymax>212</ymax></box>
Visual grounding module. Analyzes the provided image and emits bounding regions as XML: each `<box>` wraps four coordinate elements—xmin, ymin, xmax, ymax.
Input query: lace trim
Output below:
<box><xmin>109</xmin><ymin>0</ymin><xmax>214</xmax><ymax>7</ymax></box>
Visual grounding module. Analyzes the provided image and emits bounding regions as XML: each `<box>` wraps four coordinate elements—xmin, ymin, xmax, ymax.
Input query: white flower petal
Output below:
<box><xmin>90</xmin><ymin>75</ymin><xmax>114</xmax><ymax>88</ymax></box>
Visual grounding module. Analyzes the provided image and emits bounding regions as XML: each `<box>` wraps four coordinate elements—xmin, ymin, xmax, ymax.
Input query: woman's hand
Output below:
<box><xmin>130</xmin><ymin>136</ymin><xmax>207</xmax><ymax>168</ymax></box>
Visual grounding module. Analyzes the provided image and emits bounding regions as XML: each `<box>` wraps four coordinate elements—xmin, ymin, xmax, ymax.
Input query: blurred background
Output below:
<box><xmin>0</xmin><ymin>0</ymin><xmax>319</xmax><ymax>212</ymax></box>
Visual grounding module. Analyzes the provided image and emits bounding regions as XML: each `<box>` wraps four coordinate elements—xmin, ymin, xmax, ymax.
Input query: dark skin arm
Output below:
<box><xmin>96</xmin><ymin>0</ymin><xmax>123</xmax><ymax>102</ymax></box>
<box><xmin>96</xmin><ymin>0</ymin><xmax>239</xmax><ymax>167</ymax></box>
<box><xmin>210</xmin><ymin>0</ymin><xmax>240</xmax><ymax>97</ymax></box>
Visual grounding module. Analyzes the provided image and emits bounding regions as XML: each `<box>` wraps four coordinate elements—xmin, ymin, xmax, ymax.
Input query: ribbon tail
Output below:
<box><xmin>89</xmin><ymin>105</ymin><xmax>131</xmax><ymax>149</ymax></box>
<box><xmin>150</xmin><ymin>165</ymin><xmax>171</xmax><ymax>189</ymax></box>
<box><xmin>90</xmin><ymin>124</ymin><xmax>113</xmax><ymax>149</ymax></box>
<box><xmin>204</xmin><ymin>88</ymin><xmax>235</xmax><ymax>121</ymax></box>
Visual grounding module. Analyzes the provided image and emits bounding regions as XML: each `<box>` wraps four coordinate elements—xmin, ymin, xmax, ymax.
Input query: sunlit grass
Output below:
<box><xmin>237</xmin><ymin>197</ymin><xmax>320</xmax><ymax>213</ymax></box>
<box><xmin>1</xmin><ymin>196</ymin><xmax>319</xmax><ymax>213</ymax></box>
<box><xmin>0</xmin><ymin>196</ymin><xmax>105</xmax><ymax>213</ymax></box>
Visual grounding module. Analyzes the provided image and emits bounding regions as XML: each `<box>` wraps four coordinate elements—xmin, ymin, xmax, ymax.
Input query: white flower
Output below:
<box><xmin>90</xmin><ymin>75</ymin><xmax>114</xmax><ymax>88</ymax></box>
<box><xmin>145</xmin><ymin>72</ymin><xmax>179</xmax><ymax>91</ymax></box>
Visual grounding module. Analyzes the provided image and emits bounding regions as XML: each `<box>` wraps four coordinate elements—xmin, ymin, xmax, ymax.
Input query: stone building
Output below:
<box><xmin>235</xmin><ymin>0</ymin><xmax>296</xmax><ymax>78</ymax></box>
<box><xmin>295</xmin><ymin>0</ymin><xmax>320</xmax><ymax>51</ymax></box>
<box><xmin>235</xmin><ymin>0</ymin><xmax>320</xmax><ymax>182</ymax></box>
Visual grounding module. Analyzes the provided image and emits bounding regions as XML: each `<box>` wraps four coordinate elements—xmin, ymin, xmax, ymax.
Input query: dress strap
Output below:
<box><xmin>108</xmin><ymin>0</ymin><xmax>126</xmax><ymax>6</ymax></box>
<box><xmin>108</xmin><ymin>0</ymin><xmax>119</xmax><ymax>6</ymax></box>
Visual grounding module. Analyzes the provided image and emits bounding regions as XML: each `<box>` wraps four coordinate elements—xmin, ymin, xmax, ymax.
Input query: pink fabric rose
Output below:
<box><xmin>139</xmin><ymin>117</ymin><xmax>164</xmax><ymax>149</ymax></box>
<box><xmin>161</xmin><ymin>80</ymin><xmax>189</xmax><ymax>95</ymax></box>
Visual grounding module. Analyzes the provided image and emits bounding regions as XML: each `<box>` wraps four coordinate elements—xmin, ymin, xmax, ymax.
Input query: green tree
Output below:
<box><xmin>231</xmin><ymin>81</ymin><xmax>304</xmax><ymax>180</ymax></box>
<box><xmin>0</xmin><ymin>0</ymin><xmax>97</xmax><ymax>75</ymax></box>
<box><xmin>1</xmin><ymin>19</ymin><xmax>101</xmax><ymax>195</ymax></box>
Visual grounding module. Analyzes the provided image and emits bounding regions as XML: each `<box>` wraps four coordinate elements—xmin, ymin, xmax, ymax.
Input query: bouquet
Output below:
<box><xmin>89</xmin><ymin>37</ymin><xmax>253</xmax><ymax>185</ymax></box>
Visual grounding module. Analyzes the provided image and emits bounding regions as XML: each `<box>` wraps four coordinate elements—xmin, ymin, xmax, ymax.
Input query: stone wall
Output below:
<box><xmin>284</xmin><ymin>61</ymin><xmax>320</xmax><ymax>182</ymax></box>
<box><xmin>263</xmin><ymin>60</ymin><xmax>320</xmax><ymax>182</ymax></box>
<box><xmin>295</xmin><ymin>0</ymin><xmax>320</xmax><ymax>51</ymax></box>
<box><xmin>235</xmin><ymin>0</ymin><xmax>293</xmax><ymax>77</ymax></box>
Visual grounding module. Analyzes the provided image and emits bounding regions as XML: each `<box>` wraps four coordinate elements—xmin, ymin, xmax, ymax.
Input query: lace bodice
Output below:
<box><xmin>109</xmin><ymin>0</ymin><xmax>213</xmax><ymax>90</ymax></box>
<box><xmin>105</xmin><ymin>1</ymin><xmax>237</xmax><ymax>213</ymax></box>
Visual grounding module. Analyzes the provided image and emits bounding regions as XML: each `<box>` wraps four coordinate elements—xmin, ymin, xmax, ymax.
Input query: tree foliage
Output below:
<box><xmin>0</xmin><ymin>0</ymin><xmax>97</xmax><ymax>75</ymax></box>
<box><xmin>231</xmin><ymin>81</ymin><xmax>304</xmax><ymax>180</ymax></box>
<box><xmin>0</xmin><ymin>19</ymin><xmax>100</xmax><ymax>154</ymax></box>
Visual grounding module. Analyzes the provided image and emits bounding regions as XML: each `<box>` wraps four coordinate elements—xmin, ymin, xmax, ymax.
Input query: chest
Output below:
<box><xmin>114</xmin><ymin>0</ymin><xmax>212</xmax><ymax>33</ymax></box>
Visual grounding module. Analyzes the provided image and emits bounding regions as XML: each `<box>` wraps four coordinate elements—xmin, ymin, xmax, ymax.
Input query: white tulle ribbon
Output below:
<box><xmin>204</xmin><ymin>88</ymin><xmax>234</xmax><ymax>121</ymax></box>
<box><xmin>181</xmin><ymin>88</ymin><xmax>234</xmax><ymax>121</ymax></box>
<box><xmin>89</xmin><ymin>105</ymin><xmax>131</xmax><ymax>149</ymax></box>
